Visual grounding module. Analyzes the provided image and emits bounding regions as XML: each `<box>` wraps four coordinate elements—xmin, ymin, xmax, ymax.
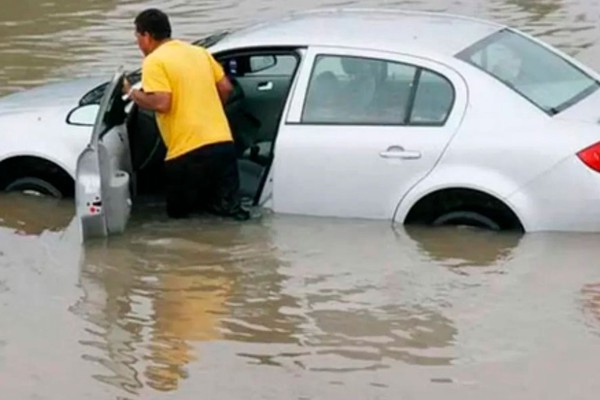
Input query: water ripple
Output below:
<box><xmin>1</xmin><ymin>0</ymin><xmax>600</xmax><ymax>95</ymax></box>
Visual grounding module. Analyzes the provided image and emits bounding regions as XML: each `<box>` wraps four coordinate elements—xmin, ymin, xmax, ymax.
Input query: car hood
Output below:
<box><xmin>0</xmin><ymin>76</ymin><xmax>108</xmax><ymax>116</ymax></box>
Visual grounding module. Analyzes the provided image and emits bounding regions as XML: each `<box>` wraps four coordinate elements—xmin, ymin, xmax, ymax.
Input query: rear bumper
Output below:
<box><xmin>508</xmin><ymin>156</ymin><xmax>600</xmax><ymax>232</ymax></box>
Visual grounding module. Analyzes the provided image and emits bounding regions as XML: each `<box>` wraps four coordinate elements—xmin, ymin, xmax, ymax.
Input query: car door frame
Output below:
<box><xmin>218</xmin><ymin>50</ymin><xmax>302</xmax><ymax>141</ymax></box>
<box><xmin>271</xmin><ymin>45</ymin><xmax>469</xmax><ymax>218</ymax></box>
<box><xmin>211</xmin><ymin>46</ymin><xmax>307</xmax><ymax>206</ymax></box>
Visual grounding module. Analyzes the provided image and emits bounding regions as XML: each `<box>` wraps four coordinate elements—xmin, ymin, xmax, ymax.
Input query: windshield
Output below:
<box><xmin>457</xmin><ymin>29</ymin><xmax>599</xmax><ymax>115</ymax></box>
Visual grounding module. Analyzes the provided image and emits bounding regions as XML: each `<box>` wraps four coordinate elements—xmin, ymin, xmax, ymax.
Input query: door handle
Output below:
<box><xmin>379</xmin><ymin>146</ymin><xmax>422</xmax><ymax>160</ymax></box>
<box><xmin>257</xmin><ymin>81</ymin><xmax>273</xmax><ymax>91</ymax></box>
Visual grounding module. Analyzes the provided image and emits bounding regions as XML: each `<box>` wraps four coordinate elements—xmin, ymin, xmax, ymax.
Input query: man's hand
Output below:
<box><xmin>122</xmin><ymin>77</ymin><xmax>133</xmax><ymax>98</ymax></box>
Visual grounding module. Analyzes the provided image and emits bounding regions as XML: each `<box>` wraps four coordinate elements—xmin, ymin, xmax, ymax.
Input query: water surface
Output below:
<box><xmin>2</xmin><ymin>0</ymin><xmax>600</xmax><ymax>398</ymax></box>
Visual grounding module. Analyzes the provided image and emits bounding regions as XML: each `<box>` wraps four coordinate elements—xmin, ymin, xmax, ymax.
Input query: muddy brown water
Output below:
<box><xmin>2</xmin><ymin>0</ymin><xmax>600</xmax><ymax>399</ymax></box>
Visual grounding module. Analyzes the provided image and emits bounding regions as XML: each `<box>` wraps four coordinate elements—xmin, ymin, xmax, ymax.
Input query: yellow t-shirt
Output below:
<box><xmin>142</xmin><ymin>40</ymin><xmax>233</xmax><ymax>160</ymax></box>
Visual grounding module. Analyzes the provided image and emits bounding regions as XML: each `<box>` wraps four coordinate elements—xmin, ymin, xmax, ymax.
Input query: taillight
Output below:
<box><xmin>578</xmin><ymin>142</ymin><xmax>600</xmax><ymax>173</ymax></box>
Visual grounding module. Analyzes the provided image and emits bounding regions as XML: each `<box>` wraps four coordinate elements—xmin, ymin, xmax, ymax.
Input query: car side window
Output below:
<box><xmin>409</xmin><ymin>70</ymin><xmax>455</xmax><ymax>125</ymax></box>
<box><xmin>302</xmin><ymin>55</ymin><xmax>417</xmax><ymax>125</ymax></box>
<box><xmin>302</xmin><ymin>55</ymin><xmax>454</xmax><ymax>126</ymax></box>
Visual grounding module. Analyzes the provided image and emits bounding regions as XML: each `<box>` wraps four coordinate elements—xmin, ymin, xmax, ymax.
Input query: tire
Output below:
<box><xmin>432</xmin><ymin>210</ymin><xmax>501</xmax><ymax>231</ymax></box>
<box><xmin>4</xmin><ymin>176</ymin><xmax>64</xmax><ymax>199</ymax></box>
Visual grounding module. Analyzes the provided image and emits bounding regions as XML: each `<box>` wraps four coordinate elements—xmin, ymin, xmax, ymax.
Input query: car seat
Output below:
<box><xmin>304</xmin><ymin>70</ymin><xmax>342</xmax><ymax>122</ymax></box>
<box><xmin>341</xmin><ymin>57</ymin><xmax>377</xmax><ymax>116</ymax></box>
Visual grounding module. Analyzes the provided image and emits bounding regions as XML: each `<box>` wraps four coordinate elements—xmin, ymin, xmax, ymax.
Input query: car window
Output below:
<box><xmin>410</xmin><ymin>70</ymin><xmax>455</xmax><ymax>125</ymax></box>
<box><xmin>224</xmin><ymin>54</ymin><xmax>297</xmax><ymax>77</ymax></box>
<box><xmin>302</xmin><ymin>55</ymin><xmax>417</xmax><ymax>125</ymax></box>
<box><xmin>302</xmin><ymin>55</ymin><xmax>454</xmax><ymax>126</ymax></box>
<box><xmin>457</xmin><ymin>29</ymin><xmax>599</xmax><ymax>115</ymax></box>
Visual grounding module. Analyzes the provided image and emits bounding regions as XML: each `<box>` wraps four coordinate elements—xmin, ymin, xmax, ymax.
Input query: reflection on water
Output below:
<box><xmin>69</xmin><ymin>216</ymin><xmax>460</xmax><ymax>395</ymax></box>
<box><xmin>2</xmin><ymin>197</ymin><xmax>600</xmax><ymax>398</ymax></box>
<box><xmin>69</xmin><ymin>217</ymin><xmax>300</xmax><ymax>394</ymax></box>
<box><xmin>0</xmin><ymin>194</ymin><xmax>73</xmax><ymax>236</ymax></box>
<box><xmin>406</xmin><ymin>226</ymin><xmax>522</xmax><ymax>270</ymax></box>
<box><xmin>582</xmin><ymin>282</ymin><xmax>600</xmax><ymax>337</ymax></box>
<box><xmin>71</xmin><ymin>222</ymin><xmax>240</xmax><ymax>393</ymax></box>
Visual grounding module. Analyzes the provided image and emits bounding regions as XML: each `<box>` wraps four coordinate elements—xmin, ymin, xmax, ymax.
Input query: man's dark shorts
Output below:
<box><xmin>163</xmin><ymin>141</ymin><xmax>248</xmax><ymax>220</ymax></box>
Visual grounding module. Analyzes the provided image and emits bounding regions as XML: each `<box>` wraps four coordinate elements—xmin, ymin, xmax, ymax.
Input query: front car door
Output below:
<box><xmin>215</xmin><ymin>50</ymin><xmax>301</xmax><ymax>155</ymax></box>
<box><xmin>271</xmin><ymin>46</ymin><xmax>467</xmax><ymax>219</ymax></box>
<box><xmin>214</xmin><ymin>48</ymin><xmax>303</xmax><ymax>202</ymax></box>
<box><xmin>223</xmin><ymin>52</ymin><xmax>300</xmax><ymax>146</ymax></box>
<box><xmin>75</xmin><ymin>69</ymin><xmax>133</xmax><ymax>242</ymax></box>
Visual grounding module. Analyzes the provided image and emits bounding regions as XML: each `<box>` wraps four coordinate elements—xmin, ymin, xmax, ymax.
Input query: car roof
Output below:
<box><xmin>216</xmin><ymin>8</ymin><xmax>505</xmax><ymax>58</ymax></box>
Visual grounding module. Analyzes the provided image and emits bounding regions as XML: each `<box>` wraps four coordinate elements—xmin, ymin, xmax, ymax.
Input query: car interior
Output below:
<box><xmin>126</xmin><ymin>49</ymin><xmax>300</xmax><ymax>205</ymax></box>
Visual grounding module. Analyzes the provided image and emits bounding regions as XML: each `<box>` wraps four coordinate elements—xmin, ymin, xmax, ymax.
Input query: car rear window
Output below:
<box><xmin>456</xmin><ymin>29</ymin><xmax>599</xmax><ymax>115</ymax></box>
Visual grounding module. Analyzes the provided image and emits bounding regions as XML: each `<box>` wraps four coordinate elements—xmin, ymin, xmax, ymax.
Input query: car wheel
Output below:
<box><xmin>4</xmin><ymin>177</ymin><xmax>64</xmax><ymax>199</ymax></box>
<box><xmin>432</xmin><ymin>210</ymin><xmax>501</xmax><ymax>231</ymax></box>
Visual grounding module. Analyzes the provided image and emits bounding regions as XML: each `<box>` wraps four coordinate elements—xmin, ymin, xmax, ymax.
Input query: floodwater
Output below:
<box><xmin>2</xmin><ymin>0</ymin><xmax>600</xmax><ymax>399</ymax></box>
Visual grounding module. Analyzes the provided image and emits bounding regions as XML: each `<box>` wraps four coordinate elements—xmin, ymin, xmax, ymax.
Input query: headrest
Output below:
<box><xmin>341</xmin><ymin>57</ymin><xmax>366</xmax><ymax>75</ymax></box>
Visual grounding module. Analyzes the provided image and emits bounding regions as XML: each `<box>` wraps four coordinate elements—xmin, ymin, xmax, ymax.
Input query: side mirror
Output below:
<box><xmin>66</xmin><ymin>104</ymin><xmax>100</xmax><ymax>127</ymax></box>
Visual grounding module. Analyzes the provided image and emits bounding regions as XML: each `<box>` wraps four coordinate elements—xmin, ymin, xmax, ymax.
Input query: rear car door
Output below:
<box><xmin>75</xmin><ymin>69</ymin><xmax>133</xmax><ymax>242</ymax></box>
<box><xmin>271</xmin><ymin>47</ymin><xmax>467</xmax><ymax>219</ymax></box>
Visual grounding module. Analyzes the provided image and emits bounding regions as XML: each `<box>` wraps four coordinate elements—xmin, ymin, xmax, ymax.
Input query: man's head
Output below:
<box><xmin>134</xmin><ymin>9</ymin><xmax>172</xmax><ymax>56</ymax></box>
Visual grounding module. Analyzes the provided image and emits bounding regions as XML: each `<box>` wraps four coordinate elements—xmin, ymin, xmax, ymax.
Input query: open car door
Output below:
<box><xmin>75</xmin><ymin>68</ymin><xmax>133</xmax><ymax>242</ymax></box>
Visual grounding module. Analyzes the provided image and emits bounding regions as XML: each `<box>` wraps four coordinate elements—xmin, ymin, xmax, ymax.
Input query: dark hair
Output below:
<box><xmin>135</xmin><ymin>9</ymin><xmax>172</xmax><ymax>41</ymax></box>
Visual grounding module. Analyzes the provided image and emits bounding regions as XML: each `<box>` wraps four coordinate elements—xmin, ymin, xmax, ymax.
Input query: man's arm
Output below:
<box><xmin>207</xmin><ymin>51</ymin><xmax>233</xmax><ymax>105</ymax></box>
<box><xmin>130</xmin><ymin>89</ymin><xmax>172</xmax><ymax>113</ymax></box>
<box><xmin>129</xmin><ymin>56</ymin><xmax>172</xmax><ymax>113</ymax></box>
<box><xmin>216</xmin><ymin>76</ymin><xmax>233</xmax><ymax>105</ymax></box>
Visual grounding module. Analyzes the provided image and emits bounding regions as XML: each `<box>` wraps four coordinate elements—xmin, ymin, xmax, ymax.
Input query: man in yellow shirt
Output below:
<box><xmin>124</xmin><ymin>8</ymin><xmax>249</xmax><ymax>221</ymax></box>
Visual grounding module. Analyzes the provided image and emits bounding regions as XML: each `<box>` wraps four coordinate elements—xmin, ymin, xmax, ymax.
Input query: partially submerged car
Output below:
<box><xmin>3</xmin><ymin>8</ymin><xmax>600</xmax><ymax>239</ymax></box>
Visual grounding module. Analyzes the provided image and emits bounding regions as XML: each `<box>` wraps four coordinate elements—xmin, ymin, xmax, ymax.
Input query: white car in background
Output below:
<box><xmin>2</xmin><ymin>8</ymin><xmax>600</xmax><ymax>239</ymax></box>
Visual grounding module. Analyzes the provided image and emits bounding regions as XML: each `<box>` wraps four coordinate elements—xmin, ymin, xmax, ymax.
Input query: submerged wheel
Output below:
<box><xmin>405</xmin><ymin>189</ymin><xmax>524</xmax><ymax>232</ymax></box>
<box><xmin>4</xmin><ymin>176</ymin><xmax>65</xmax><ymax>198</ymax></box>
<box><xmin>432</xmin><ymin>210</ymin><xmax>501</xmax><ymax>231</ymax></box>
<box><xmin>0</xmin><ymin>157</ymin><xmax>74</xmax><ymax>199</ymax></box>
